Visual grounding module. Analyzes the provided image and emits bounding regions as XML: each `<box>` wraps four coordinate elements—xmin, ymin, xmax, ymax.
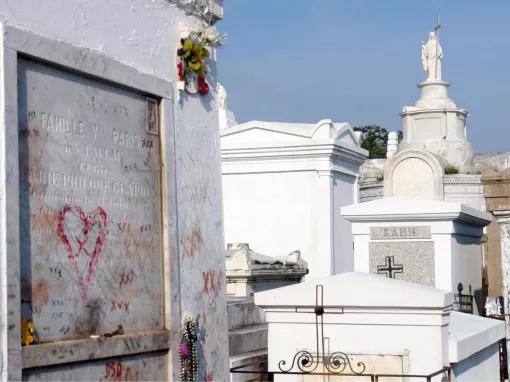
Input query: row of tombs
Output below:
<box><xmin>221</xmin><ymin>28</ymin><xmax>510</xmax><ymax>382</ymax></box>
<box><xmin>1</xmin><ymin>3</ymin><xmax>508</xmax><ymax>379</ymax></box>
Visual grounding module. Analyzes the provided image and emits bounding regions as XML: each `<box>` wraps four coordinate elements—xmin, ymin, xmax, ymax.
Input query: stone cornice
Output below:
<box><xmin>226</xmin><ymin>271</ymin><xmax>307</xmax><ymax>281</ymax></box>
<box><xmin>170</xmin><ymin>0</ymin><xmax>223</xmax><ymax>24</ymax></box>
<box><xmin>342</xmin><ymin>211</ymin><xmax>489</xmax><ymax>226</ymax></box>
<box><xmin>400</xmin><ymin>108</ymin><xmax>468</xmax><ymax>117</ymax></box>
<box><xmin>221</xmin><ymin>142</ymin><xmax>366</xmax><ymax>166</ymax></box>
<box><xmin>342</xmin><ymin>198</ymin><xmax>491</xmax><ymax>227</ymax></box>
<box><xmin>493</xmin><ymin>209</ymin><xmax>510</xmax><ymax>223</ymax></box>
<box><xmin>443</xmin><ymin>175</ymin><xmax>482</xmax><ymax>185</ymax></box>
<box><xmin>221</xmin><ymin>144</ymin><xmax>365</xmax><ymax>177</ymax></box>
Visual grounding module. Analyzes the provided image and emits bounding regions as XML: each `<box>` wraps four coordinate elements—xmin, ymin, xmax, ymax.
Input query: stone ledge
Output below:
<box><xmin>22</xmin><ymin>328</ymin><xmax>169</xmax><ymax>369</ymax></box>
<box><xmin>443</xmin><ymin>175</ymin><xmax>482</xmax><ymax>185</ymax></box>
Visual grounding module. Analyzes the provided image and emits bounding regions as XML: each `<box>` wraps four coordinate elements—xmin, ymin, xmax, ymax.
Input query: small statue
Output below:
<box><xmin>21</xmin><ymin>319</ymin><xmax>36</xmax><ymax>346</ymax></box>
<box><xmin>421</xmin><ymin>31</ymin><xmax>443</xmax><ymax>81</ymax></box>
<box><xmin>421</xmin><ymin>18</ymin><xmax>443</xmax><ymax>81</ymax></box>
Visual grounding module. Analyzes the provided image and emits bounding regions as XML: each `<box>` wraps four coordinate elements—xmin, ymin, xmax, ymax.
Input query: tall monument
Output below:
<box><xmin>398</xmin><ymin>23</ymin><xmax>473</xmax><ymax>169</ymax></box>
<box><xmin>385</xmin><ymin>23</ymin><xmax>474</xmax><ymax>200</ymax></box>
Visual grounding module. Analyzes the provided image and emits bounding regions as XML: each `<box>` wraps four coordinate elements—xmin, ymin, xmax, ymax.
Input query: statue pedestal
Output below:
<box><xmin>398</xmin><ymin>79</ymin><xmax>473</xmax><ymax>169</ymax></box>
<box><xmin>416</xmin><ymin>80</ymin><xmax>455</xmax><ymax>109</ymax></box>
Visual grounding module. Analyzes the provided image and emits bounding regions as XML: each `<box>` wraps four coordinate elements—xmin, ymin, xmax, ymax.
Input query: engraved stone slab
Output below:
<box><xmin>370</xmin><ymin>226</ymin><xmax>431</xmax><ymax>240</ymax></box>
<box><xmin>392</xmin><ymin>157</ymin><xmax>435</xmax><ymax>199</ymax></box>
<box><xmin>18</xmin><ymin>58</ymin><xmax>163</xmax><ymax>341</ymax></box>
<box><xmin>369</xmin><ymin>242</ymin><xmax>435</xmax><ymax>286</ymax></box>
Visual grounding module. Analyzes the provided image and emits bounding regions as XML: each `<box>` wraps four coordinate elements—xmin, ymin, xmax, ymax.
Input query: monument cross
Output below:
<box><xmin>377</xmin><ymin>256</ymin><xmax>404</xmax><ymax>279</ymax></box>
<box><xmin>434</xmin><ymin>16</ymin><xmax>441</xmax><ymax>78</ymax></box>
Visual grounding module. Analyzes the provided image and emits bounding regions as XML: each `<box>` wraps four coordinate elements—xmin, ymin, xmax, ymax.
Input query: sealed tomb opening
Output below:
<box><xmin>17</xmin><ymin>58</ymin><xmax>164</xmax><ymax>341</ymax></box>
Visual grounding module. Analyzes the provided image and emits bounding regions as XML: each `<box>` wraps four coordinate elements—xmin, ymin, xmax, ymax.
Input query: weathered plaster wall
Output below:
<box><xmin>0</xmin><ymin>0</ymin><xmax>206</xmax><ymax>81</ymax></box>
<box><xmin>482</xmin><ymin>170</ymin><xmax>510</xmax><ymax>299</ymax></box>
<box><xmin>0</xmin><ymin>1</ymin><xmax>228</xmax><ymax>380</ymax></box>
<box><xmin>222</xmin><ymin>171</ymin><xmax>317</xmax><ymax>266</ymax></box>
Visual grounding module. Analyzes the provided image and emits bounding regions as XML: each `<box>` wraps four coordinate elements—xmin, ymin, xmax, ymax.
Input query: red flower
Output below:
<box><xmin>197</xmin><ymin>76</ymin><xmax>209</xmax><ymax>96</ymax></box>
<box><xmin>177</xmin><ymin>62</ymin><xmax>184</xmax><ymax>81</ymax></box>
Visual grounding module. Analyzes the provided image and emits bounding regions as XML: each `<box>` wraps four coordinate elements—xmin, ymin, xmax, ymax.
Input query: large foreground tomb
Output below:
<box><xmin>0</xmin><ymin>1</ymin><xmax>228</xmax><ymax>380</ymax></box>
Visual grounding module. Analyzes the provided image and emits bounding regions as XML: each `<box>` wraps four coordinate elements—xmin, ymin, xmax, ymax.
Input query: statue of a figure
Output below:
<box><xmin>421</xmin><ymin>31</ymin><xmax>443</xmax><ymax>81</ymax></box>
<box><xmin>218</xmin><ymin>83</ymin><xmax>227</xmax><ymax>110</ymax></box>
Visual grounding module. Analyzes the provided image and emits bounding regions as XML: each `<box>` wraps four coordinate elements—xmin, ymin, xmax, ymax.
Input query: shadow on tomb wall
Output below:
<box><xmin>18</xmin><ymin>64</ymin><xmax>35</xmax><ymax>327</ymax></box>
<box><xmin>452</xmin><ymin>232</ymin><xmax>485</xmax><ymax>315</ymax></box>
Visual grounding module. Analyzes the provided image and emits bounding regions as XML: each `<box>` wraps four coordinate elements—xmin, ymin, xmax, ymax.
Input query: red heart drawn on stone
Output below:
<box><xmin>56</xmin><ymin>205</ymin><xmax>108</xmax><ymax>300</ymax></box>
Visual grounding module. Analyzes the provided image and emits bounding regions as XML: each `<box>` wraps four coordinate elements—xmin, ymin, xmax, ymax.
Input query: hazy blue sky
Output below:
<box><xmin>218</xmin><ymin>1</ymin><xmax>510</xmax><ymax>153</ymax></box>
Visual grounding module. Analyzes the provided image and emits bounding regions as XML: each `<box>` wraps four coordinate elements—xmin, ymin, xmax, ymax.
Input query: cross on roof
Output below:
<box><xmin>377</xmin><ymin>256</ymin><xmax>403</xmax><ymax>279</ymax></box>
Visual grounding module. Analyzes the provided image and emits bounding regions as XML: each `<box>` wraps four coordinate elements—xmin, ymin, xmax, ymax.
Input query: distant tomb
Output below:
<box><xmin>221</xmin><ymin>119</ymin><xmax>367</xmax><ymax>277</ymax></box>
<box><xmin>342</xmin><ymin>197</ymin><xmax>491</xmax><ymax>314</ymax></box>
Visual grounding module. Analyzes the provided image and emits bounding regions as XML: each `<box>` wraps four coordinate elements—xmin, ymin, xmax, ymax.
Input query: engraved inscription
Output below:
<box><xmin>18</xmin><ymin>58</ymin><xmax>164</xmax><ymax>341</ymax></box>
<box><xmin>370</xmin><ymin>226</ymin><xmax>431</xmax><ymax>240</ymax></box>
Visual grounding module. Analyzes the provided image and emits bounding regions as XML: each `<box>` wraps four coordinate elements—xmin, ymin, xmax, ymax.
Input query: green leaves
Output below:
<box><xmin>353</xmin><ymin>125</ymin><xmax>403</xmax><ymax>159</ymax></box>
<box><xmin>179</xmin><ymin>34</ymin><xmax>212</xmax><ymax>75</ymax></box>
<box><xmin>182</xmin><ymin>39</ymin><xmax>193</xmax><ymax>52</ymax></box>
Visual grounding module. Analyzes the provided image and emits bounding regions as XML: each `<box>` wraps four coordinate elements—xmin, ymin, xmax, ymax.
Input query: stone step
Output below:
<box><xmin>227</xmin><ymin>297</ymin><xmax>266</xmax><ymax>330</ymax></box>
<box><xmin>229</xmin><ymin>349</ymin><xmax>268</xmax><ymax>382</ymax></box>
<box><xmin>229</xmin><ymin>323</ymin><xmax>268</xmax><ymax>357</ymax></box>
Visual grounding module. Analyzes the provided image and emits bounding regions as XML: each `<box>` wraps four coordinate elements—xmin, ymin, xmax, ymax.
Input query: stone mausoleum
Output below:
<box><xmin>0</xmin><ymin>1</ymin><xmax>229</xmax><ymax>380</ymax></box>
<box><xmin>221</xmin><ymin>119</ymin><xmax>367</xmax><ymax>278</ymax></box>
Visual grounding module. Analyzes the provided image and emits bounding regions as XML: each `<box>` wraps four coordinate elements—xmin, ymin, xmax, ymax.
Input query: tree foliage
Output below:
<box><xmin>353</xmin><ymin>125</ymin><xmax>403</xmax><ymax>159</ymax></box>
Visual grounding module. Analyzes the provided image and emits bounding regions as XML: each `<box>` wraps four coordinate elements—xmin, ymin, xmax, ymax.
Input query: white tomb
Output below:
<box><xmin>254</xmin><ymin>272</ymin><xmax>504</xmax><ymax>381</ymax></box>
<box><xmin>225</xmin><ymin>243</ymin><xmax>308</xmax><ymax>297</ymax></box>
<box><xmin>0</xmin><ymin>2</ymin><xmax>229</xmax><ymax>380</ymax></box>
<box><xmin>221</xmin><ymin>119</ymin><xmax>367</xmax><ymax>278</ymax></box>
<box><xmin>341</xmin><ymin>197</ymin><xmax>491</xmax><ymax>314</ymax></box>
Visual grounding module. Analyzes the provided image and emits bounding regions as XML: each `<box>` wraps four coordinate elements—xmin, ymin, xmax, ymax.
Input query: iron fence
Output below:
<box><xmin>230</xmin><ymin>363</ymin><xmax>451</xmax><ymax>382</ymax></box>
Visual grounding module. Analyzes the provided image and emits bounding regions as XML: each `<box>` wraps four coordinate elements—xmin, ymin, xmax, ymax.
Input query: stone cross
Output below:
<box><xmin>377</xmin><ymin>256</ymin><xmax>403</xmax><ymax>279</ymax></box>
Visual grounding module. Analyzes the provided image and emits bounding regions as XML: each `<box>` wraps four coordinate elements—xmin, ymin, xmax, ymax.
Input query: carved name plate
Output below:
<box><xmin>370</xmin><ymin>226</ymin><xmax>431</xmax><ymax>240</ymax></box>
<box><xmin>369</xmin><ymin>242</ymin><xmax>435</xmax><ymax>287</ymax></box>
<box><xmin>18</xmin><ymin>59</ymin><xmax>163</xmax><ymax>341</ymax></box>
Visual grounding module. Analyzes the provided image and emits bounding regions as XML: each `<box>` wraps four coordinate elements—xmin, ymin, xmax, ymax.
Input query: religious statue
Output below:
<box><xmin>218</xmin><ymin>83</ymin><xmax>227</xmax><ymax>110</ymax></box>
<box><xmin>421</xmin><ymin>31</ymin><xmax>443</xmax><ymax>81</ymax></box>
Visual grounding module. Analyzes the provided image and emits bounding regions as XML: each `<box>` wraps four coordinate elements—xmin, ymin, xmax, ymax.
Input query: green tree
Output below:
<box><xmin>353</xmin><ymin>125</ymin><xmax>402</xmax><ymax>159</ymax></box>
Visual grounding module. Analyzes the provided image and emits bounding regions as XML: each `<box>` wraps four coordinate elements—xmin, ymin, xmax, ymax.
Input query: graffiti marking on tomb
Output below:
<box><xmin>56</xmin><ymin>204</ymin><xmax>108</xmax><ymax>300</ymax></box>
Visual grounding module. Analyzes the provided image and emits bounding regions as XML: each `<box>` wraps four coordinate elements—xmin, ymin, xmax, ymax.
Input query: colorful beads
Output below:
<box><xmin>180</xmin><ymin>314</ymin><xmax>199</xmax><ymax>381</ymax></box>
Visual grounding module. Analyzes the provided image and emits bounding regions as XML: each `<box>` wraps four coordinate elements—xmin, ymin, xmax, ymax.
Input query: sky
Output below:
<box><xmin>218</xmin><ymin>0</ymin><xmax>510</xmax><ymax>153</ymax></box>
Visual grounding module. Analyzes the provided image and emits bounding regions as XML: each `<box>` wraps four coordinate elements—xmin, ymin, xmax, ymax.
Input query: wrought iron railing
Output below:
<box><xmin>453</xmin><ymin>282</ymin><xmax>473</xmax><ymax>314</ymax></box>
<box><xmin>230</xmin><ymin>362</ymin><xmax>451</xmax><ymax>381</ymax></box>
